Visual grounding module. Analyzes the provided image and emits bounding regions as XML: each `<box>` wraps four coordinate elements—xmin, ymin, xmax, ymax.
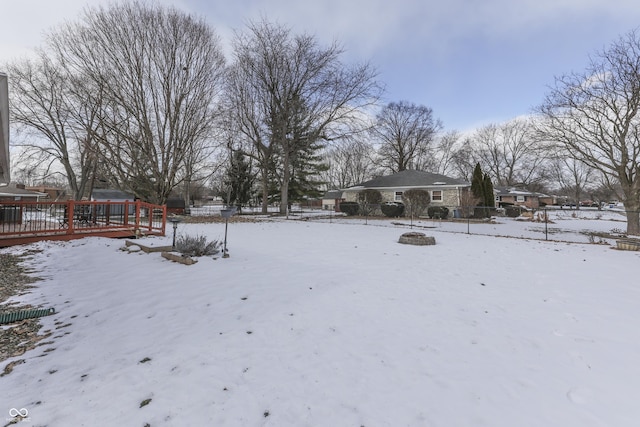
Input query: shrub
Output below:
<box><xmin>339</xmin><ymin>201</ymin><xmax>360</xmax><ymax>216</ymax></box>
<box><xmin>402</xmin><ymin>189</ymin><xmax>431</xmax><ymax>217</ymax></box>
<box><xmin>427</xmin><ymin>206</ymin><xmax>449</xmax><ymax>219</ymax></box>
<box><xmin>505</xmin><ymin>205</ymin><xmax>524</xmax><ymax>217</ymax></box>
<box><xmin>175</xmin><ymin>234</ymin><xmax>221</xmax><ymax>257</ymax></box>
<box><xmin>381</xmin><ymin>202</ymin><xmax>405</xmax><ymax>217</ymax></box>
<box><xmin>357</xmin><ymin>189</ymin><xmax>383</xmax><ymax>216</ymax></box>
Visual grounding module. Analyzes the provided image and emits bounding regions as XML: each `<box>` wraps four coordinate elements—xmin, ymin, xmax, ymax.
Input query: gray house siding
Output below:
<box><xmin>342</xmin><ymin>170</ymin><xmax>470</xmax><ymax>216</ymax></box>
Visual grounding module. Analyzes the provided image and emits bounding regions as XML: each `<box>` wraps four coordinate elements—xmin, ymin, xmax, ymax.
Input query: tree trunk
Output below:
<box><xmin>625</xmin><ymin>203</ymin><xmax>640</xmax><ymax>235</ymax></box>
<box><xmin>279</xmin><ymin>153</ymin><xmax>290</xmax><ymax>215</ymax></box>
<box><xmin>260</xmin><ymin>167</ymin><xmax>269</xmax><ymax>214</ymax></box>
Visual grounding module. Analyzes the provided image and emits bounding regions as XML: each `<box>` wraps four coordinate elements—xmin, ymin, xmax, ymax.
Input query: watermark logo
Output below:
<box><xmin>9</xmin><ymin>408</ymin><xmax>28</xmax><ymax>418</ymax></box>
<box><xmin>8</xmin><ymin>408</ymin><xmax>30</xmax><ymax>421</ymax></box>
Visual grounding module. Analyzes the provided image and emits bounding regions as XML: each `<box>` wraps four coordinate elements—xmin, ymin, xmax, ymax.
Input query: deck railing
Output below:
<box><xmin>0</xmin><ymin>200</ymin><xmax>166</xmax><ymax>244</ymax></box>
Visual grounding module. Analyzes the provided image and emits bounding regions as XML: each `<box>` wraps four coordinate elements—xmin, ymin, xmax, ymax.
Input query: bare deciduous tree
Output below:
<box><xmin>402</xmin><ymin>188</ymin><xmax>431</xmax><ymax>218</ymax></box>
<box><xmin>7</xmin><ymin>55</ymin><xmax>100</xmax><ymax>199</ymax></box>
<box><xmin>449</xmin><ymin>137</ymin><xmax>478</xmax><ymax>181</ymax></box>
<box><xmin>549</xmin><ymin>154</ymin><xmax>597</xmax><ymax>208</ymax></box>
<box><xmin>372</xmin><ymin>101</ymin><xmax>442</xmax><ymax>173</ymax></box>
<box><xmin>471</xmin><ymin>118</ymin><xmax>549</xmax><ymax>188</ymax></box>
<box><xmin>227</xmin><ymin>19</ymin><xmax>381</xmax><ymax>214</ymax></box>
<box><xmin>321</xmin><ymin>137</ymin><xmax>377</xmax><ymax>189</ymax></box>
<box><xmin>431</xmin><ymin>130</ymin><xmax>465</xmax><ymax>176</ymax></box>
<box><xmin>536</xmin><ymin>29</ymin><xmax>640</xmax><ymax>234</ymax></box>
<box><xmin>46</xmin><ymin>1</ymin><xmax>226</xmax><ymax>204</ymax></box>
<box><xmin>357</xmin><ymin>188</ymin><xmax>382</xmax><ymax>216</ymax></box>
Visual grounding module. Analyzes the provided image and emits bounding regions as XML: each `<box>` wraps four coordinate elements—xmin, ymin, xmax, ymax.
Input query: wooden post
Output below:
<box><xmin>161</xmin><ymin>204</ymin><xmax>167</xmax><ymax>235</ymax></box>
<box><xmin>147</xmin><ymin>203</ymin><xmax>153</xmax><ymax>233</ymax></box>
<box><xmin>105</xmin><ymin>202</ymin><xmax>110</xmax><ymax>226</ymax></box>
<box><xmin>67</xmin><ymin>200</ymin><xmax>75</xmax><ymax>235</ymax></box>
<box><xmin>123</xmin><ymin>201</ymin><xmax>129</xmax><ymax>227</ymax></box>
<box><xmin>135</xmin><ymin>200</ymin><xmax>141</xmax><ymax>230</ymax></box>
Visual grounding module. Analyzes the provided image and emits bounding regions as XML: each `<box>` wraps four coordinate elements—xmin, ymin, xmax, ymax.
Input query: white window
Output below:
<box><xmin>431</xmin><ymin>190</ymin><xmax>442</xmax><ymax>201</ymax></box>
<box><xmin>394</xmin><ymin>191</ymin><xmax>403</xmax><ymax>201</ymax></box>
<box><xmin>516</xmin><ymin>195</ymin><xmax>525</xmax><ymax>202</ymax></box>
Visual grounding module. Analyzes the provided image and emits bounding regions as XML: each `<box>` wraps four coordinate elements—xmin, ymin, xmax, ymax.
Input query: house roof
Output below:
<box><xmin>495</xmin><ymin>187</ymin><xmax>550</xmax><ymax>198</ymax></box>
<box><xmin>322</xmin><ymin>190</ymin><xmax>343</xmax><ymax>199</ymax></box>
<box><xmin>91</xmin><ymin>189</ymin><xmax>134</xmax><ymax>200</ymax></box>
<box><xmin>347</xmin><ymin>170</ymin><xmax>468</xmax><ymax>190</ymax></box>
<box><xmin>0</xmin><ymin>183</ymin><xmax>47</xmax><ymax>198</ymax></box>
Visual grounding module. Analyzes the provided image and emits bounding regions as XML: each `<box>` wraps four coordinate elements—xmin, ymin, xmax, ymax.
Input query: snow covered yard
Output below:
<box><xmin>2</xmin><ymin>218</ymin><xmax>640</xmax><ymax>426</ymax></box>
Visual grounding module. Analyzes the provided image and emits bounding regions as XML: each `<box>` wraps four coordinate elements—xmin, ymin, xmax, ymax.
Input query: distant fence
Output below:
<box><xmin>294</xmin><ymin>205</ymin><xmax>634</xmax><ymax>245</ymax></box>
<box><xmin>0</xmin><ymin>200</ymin><xmax>166</xmax><ymax>246</ymax></box>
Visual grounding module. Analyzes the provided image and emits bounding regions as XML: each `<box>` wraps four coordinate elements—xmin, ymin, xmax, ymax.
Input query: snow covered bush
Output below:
<box><xmin>175</xmin><ymin>234</ymin><xmax>221</xmax><ymax>257</ymax></box>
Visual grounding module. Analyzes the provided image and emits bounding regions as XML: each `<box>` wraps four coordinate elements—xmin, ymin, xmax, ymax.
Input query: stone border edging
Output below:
<box><xmin>160</xmin><ymin>251</ymin><xmax>198</xmax><ymax>265</ymax></box>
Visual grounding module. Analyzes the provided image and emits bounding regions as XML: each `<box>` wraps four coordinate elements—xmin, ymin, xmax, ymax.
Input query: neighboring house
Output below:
<box><xmin>494</xmin><ymin>187</ymin><xmax>555</xmax><ymax>209</ymax></box>
<box><xmin>342</xmin><ymin>170</ymin><xmax>471</xmax><ymax>213</ymax></box>
<box><xmin>0</xmin><ymin>183</ymin><xmax>47</xmax><ymax>224</ymax></box>
<box><xmin>26</xmin><ymin>186</ymin><xmax>69</xmax><ymax>201</ymax></box>
<box><xmin>91</xmin><ymin>189</ymin><xmax>135</xmax><ymax>215</ymax></box>
<box><xmin>321</xmin><ymin>190</ymin><xmax>344</xmax><ymax>211</ymax></box>
<box><xmin>166</xmin><ymin>197</ymin><xmax>186</xmax><ymax>215</ymax></box>
<box><xmin>0</xmin><ymin>183</ymin><xmax>47</xmax><ymax>202</ymax></box>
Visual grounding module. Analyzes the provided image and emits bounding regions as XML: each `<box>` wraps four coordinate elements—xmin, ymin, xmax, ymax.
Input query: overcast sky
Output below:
<box><xmin>2</xmin><ymin>0</ymin><xmax>640</xmax><ymax>132</ymax></box>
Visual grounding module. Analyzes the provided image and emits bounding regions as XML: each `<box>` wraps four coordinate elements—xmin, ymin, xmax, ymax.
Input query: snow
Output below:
<box><xmin>2</xmin><ymin>214</ymin><xmax>640</xmax><ymax>426</ymax></box>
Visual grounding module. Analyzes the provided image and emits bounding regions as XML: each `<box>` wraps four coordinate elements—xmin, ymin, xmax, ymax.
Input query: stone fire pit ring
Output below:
<box><xmin>398</xmin><ymin>232</ymin><xmax>436</xmax><ymax>246</ymax></box>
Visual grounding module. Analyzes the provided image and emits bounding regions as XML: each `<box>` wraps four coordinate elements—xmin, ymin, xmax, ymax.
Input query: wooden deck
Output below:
<box><xmin>0</xmin><ymin>200</ymin><xmax>166</xmax><ymax>247</ymax></box>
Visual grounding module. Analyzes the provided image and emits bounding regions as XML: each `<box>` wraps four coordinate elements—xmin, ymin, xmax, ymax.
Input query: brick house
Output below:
<box><xmin>494</xmin><ymin>187</ymin><xmax>555</xmax><ymax>209</ymax></box>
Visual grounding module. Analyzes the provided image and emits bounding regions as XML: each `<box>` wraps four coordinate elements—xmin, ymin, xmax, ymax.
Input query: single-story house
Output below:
<box><xmin>166</xmin><ymin>197</ymin><xmax>186</xmax><ymax>215</ymax></box>
<box><xmin>0</xmin><ymin>182</ymin><xmax>47</xmax><ymax>202</ymax></box>
<box><xmin>342</xmin><ymin>170</ymin><xmax>471</xmax><ymax>214</ymax></box>
<box><xmin>321</xmin><ymin>190</ymin><xmax>344</xmax><ymax>211</ymax></box>
<box><xmin>494</xmin><ymin>187</ymin><xmax>555</xmax><ymax>209</ymax></box>
<box><xmin>26</xmin><ymin>185</ymin><xmax>69</xmax><ymax>201</ymax></box>
<box><xmin>0</xmin><ymin>183</ymin><xmax>48</xmax><ymax>224</ymax></box>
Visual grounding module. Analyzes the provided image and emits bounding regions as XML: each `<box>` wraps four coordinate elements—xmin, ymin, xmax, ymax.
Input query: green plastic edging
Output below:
<box><xmin>0</xmin><ymin>307</ymin><xmax>56</xmax><ymax>325</ymax></box>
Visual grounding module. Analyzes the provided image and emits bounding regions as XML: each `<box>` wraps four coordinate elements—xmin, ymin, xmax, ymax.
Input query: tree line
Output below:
<box><xmin>3</xmin><ymin>1</ymin><xmax>640</xmax><ymax>234</ymax></box>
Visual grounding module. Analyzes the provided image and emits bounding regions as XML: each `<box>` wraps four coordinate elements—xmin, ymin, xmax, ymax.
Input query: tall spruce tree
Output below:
<box><xmin>471</xmin><ymin>163</ymin><xmax>484</xmax><ymax>202</ymax></box>
<box><xmin>483</xmin><ymin>173</ymin><xmax>495</xmax><ymax>208</ymax></box>
<box><xmin>471</xmin><ymin>162</ymin><xmax>494</xmax><ymax>217</ymax></box>
<box><xmin>285</xmin><ymin>138</ymin><xmax>328</xmax><ymax>205</ymax></box>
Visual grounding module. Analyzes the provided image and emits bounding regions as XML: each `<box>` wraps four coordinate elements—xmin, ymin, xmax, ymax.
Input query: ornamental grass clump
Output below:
<box><xmin>175</xmin><ymin>234</ymin><xmax>221</xmax><ymax>257</ymax></box>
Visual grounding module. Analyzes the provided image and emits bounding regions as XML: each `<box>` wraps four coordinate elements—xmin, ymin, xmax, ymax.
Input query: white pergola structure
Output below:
<box><xmin>0</xmin><ymin>72</ymin><xmax>9</xmax><ymax>184</ymax></box>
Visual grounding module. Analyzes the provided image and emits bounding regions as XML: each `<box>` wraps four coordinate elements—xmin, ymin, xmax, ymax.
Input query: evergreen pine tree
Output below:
<box><xmin>471</xmin><ymin>162</ymin><xmax>484</xmax><ymax>202</ymax></box>
<box><xmin>470</xmin><ymin>162</ymin><xmax>494</xmax><ymax>217</ymax></box>
<box><xmin>483</xmin><ymin>173</ymin><xmax>495</xmax><ymax>208</ymax></box>
<box><xmin>287</xmin><ymin>140</ymin><xmax>329</xmax><ymax>204</ymax></box>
